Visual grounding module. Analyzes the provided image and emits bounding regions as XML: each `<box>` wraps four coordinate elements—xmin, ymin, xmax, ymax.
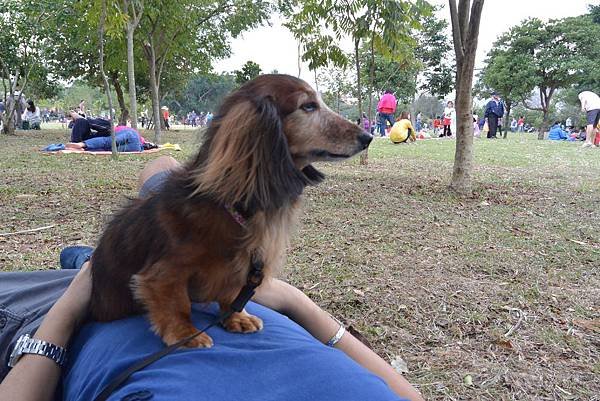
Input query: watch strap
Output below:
<box><xmin>8</xmin><ymin>334</ymin><xmax>67</xmax><ymax>368</ymax></box>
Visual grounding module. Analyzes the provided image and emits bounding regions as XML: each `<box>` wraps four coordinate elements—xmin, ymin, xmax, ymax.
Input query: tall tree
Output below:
<box><xmin>122</xmin><ymin>0</ymin><xmax>144</xmax><ymax>129</ymax></box>
<box><xmin>476</xmin><ymin>48</ymin><xmax>536</xmax><ymax>138</ymax></box>
<box><xmin>414</xmin><ymin>7</ymin><xmax>455</xmax><ymax>99</ymax></box>
<box><xmin>234</xmin><ymin>61</ymin><xmax>262</xmax><ymax>86</ymax></box>
<box><xmin>99</xmin><ymin>0</ymin><xmax>118</xmax><ymax>157</ymax></box>
<box><xmin>0</xmin><ymin>0</ymin><xmax>65</xmax><ymax>134</ymax></box>
<box><xmin>138</xmin><ymin>0</ymin><xmax>270</xmax><ymax>142</ymax></box>
<box><xmin>50</xmin><ymin>5</ymin><xmax>137</xmax><ymax>125</ymax></box>
<box><xmin>493</xmin><ymin>17</ymin><xmax>600</xmax><ymax>138</ymax></box>
<box><xmin>448</xmin><ymin>0</ymin><xmax>484</xmax><ymax>195</ymax></box>
<box><xmin>284</xmin><ymin>0</ymin><xmax>429</xmax><ymax>164</ymax></box>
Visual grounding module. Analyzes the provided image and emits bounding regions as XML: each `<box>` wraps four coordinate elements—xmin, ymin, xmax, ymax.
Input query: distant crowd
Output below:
<box><xmin>361</xmin><ymin>89</ymin><xmax>600</xmax><ymax>148</ymax></box>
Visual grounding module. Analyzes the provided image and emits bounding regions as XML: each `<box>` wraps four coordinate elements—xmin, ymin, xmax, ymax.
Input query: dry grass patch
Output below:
<box><xmin>1</xmin><ymin>130</ymin><xmax>598</xmax><ymax>400</ymax></box>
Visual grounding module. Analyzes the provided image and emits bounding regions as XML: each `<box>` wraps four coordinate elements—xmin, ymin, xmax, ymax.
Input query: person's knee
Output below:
<box><xmin>138</xmin><ymin>156</ymin><xmax>180</xmax><ymax>190</ymax></box>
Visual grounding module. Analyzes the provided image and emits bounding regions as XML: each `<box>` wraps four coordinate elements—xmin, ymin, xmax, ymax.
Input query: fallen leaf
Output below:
<box><xmin>573</xmin><ymin>319</ymin><xmax>600</xmax><ymax>332</ymax></box>
<box><xmin>492</xmin><ymin>339</ymin><xmax>514</xmax><ymax>349</ymax></box>
<box><xmin>391</xmin><ymin>356</ymin><xmax>409</xmax><ymax>374</ymax></box>
<box><xmin>463</xmin><ymin>374</ymin><xmax>473</xmax><ymax>386</ymax></box>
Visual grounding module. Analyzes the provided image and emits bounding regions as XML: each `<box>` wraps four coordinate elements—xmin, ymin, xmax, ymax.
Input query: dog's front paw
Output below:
<box><xmin>222</xmin><ymin>311</ymin><xmax>263</xmax><ymax>333</ymax></box>
<box><xmin>162</xmin><ymin>328</ymin><xmax>214</xmax><ymax>348</ymax></box>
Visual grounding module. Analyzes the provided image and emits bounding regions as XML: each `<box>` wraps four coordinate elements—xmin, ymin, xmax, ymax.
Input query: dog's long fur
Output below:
<box><xmin>89</xmin><ymin>74</ymin><xmax>372</xmax><ymax>347</ymax></box>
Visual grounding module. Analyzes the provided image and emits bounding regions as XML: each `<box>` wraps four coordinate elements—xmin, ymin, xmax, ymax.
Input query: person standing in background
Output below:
<box><xmin>484</xmin><ymin>92</ymin><xmax>504</xmax><ymax>139</ymax></box>
<box><xmin>377</xmin><ymin>90</ymin><xmax>397</xmax><ymax>137</ymax></box>
<box><xmin>441</xmin><ymin>101</ymin><xmax>455</xmax><ymax>137</ymax></box>
<box><xmin>578</xmin><ymin>90</ymin><xmax>600</xmax><ymax>148</ymax></box>
<box><xmin>161</xmin><ymin>106</ymin><xmax>170</xmax><ymax>131</ymax></box>
<box><xmin>517</xmin><ymin>116</ymin><xmax>524</xmax><ymax>132</ymax></box>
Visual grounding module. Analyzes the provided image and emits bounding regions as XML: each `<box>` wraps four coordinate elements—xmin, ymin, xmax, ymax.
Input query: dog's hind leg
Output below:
<box><xmin>132</xmin><ymin>262</ymin><xmax>214</xmax><ymax>348</ymax></box>
<box><xmin>219</xmin><ymin>302</ymin><xmax>263</xmax><ymax>333</ymax></box>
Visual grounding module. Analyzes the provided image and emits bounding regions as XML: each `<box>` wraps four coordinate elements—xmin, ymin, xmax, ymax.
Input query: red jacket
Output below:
<box><xmin>377</xmin><ymin>93</ymin><xmax>397</xmax><ymax>114</ymax></box>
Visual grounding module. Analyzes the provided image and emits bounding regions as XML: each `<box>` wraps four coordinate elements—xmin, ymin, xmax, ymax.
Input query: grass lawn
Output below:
<box><xmin>1</xmin><ymin>129</ymin><xmax>599</xmax><ymax>400</ymax></box>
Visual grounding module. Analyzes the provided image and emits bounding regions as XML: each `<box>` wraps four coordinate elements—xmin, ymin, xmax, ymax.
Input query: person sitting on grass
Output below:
<box><xmin>547</xmin><ymin>121</ymin><xmax>568</xmax><ymax>141</ymax></box>
<box><xmin>21</xmin><ymin>100</ymin><xmax>42</xmax><ymax>130</ymax></box>
<box><xmin>65</xmin><ymin>127</ymin><xmax>143</xmax><ymax>152</ymax></box>
<box><xmin>389</xmin><ymin>111</ymin><xmax>416</xmax><ymax>144</ymax></box>
<box><xmin>0</xmin><ymin>156</ymin><xmax>424</xmax><ymax>401</ymax></box>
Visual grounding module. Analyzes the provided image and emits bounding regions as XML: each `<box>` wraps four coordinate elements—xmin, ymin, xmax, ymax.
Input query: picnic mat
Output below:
<box><xmin>42</xmin><ymin>143</ymin><xmax>181</xmax><ymax>155</ymax></box>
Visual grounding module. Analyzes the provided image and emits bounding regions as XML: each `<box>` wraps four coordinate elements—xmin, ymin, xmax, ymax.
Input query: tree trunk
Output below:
<box><xmin>502</xmin><ymin>101</ymin><xmax>511</xmax><ymax>139</ymax></box>
<box><xmin>355</xmin><ymin>38</ymin><xmax>368</xmax><ymax>165</ymax></box>
<box><xmin>99</xmin><ymin>0</ymin><xmax>117</xmax><ymax>157</ymax></box>
<box><xmin>1</xmin><ymin>103</ymin><xmax>16</xmax><ymax>135</ymax></box>
<box><xmin>1</xmin><ymin>69</ymin><xmax>26</xmax><ymax>135</ymax></box>
<box><xmin>451</xmin><ymin>66</ymin><xmax>475</xmax><ymax>194</ymax></box>
<box><xmin>449</xmin><ymin>0</ymin><xmax>485</xmax><ymax>195</ymax></box>
<box><xmin>368</xmin><ymin>35</ymin><xmax>375</xmax><ymax>123</ymax></box>
<box><xmin>126</xmin><ymin>26</ymin><xmax>138</xmax><ymax>129</ymax></box>
<box><xmin>538</xmin><ymin>87</ymin><xmax>554</xmax><ymax>140</ymax></box>
<box><xmin>538</xmin><ymin>108</ymin><xmax>549</xmax><ymax>140</ymax></box>
<box><xmin>297</xmin><ymin>41</ymin><xmax>302</xmax><ymax>78</ymax></box>
<box><xmin>145</xmin><ymin>42</ymin><xmax>162</xmax><ymax>143</ymax></box>
<box><xmin>110</xmin><ymin>71</ymin><xmax>129</xmax><ymax>126</ymax></box>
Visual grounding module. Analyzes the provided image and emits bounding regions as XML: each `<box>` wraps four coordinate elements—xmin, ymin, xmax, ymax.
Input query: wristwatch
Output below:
<box><xmin>8</xmin><ymin>334</ymin><xmax>67</xmax><ymax>368</ymax></box>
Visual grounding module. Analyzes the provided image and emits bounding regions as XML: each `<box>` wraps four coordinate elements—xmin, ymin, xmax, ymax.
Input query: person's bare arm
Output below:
<box><xmin>0</xmin><ymin>264</ymin><xmax>92</xmax><ymax>401</ymax></box>
<box><xmin>253</xmin><ymin>279</ymin><xmax>425</xmax><ymax>401</ymax></box>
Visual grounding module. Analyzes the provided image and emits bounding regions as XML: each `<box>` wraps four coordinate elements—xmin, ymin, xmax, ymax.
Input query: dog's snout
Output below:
<box><xmin>358</xmin><ymin>132</ymin><xmax>373</xmax><ymax>149</ymax></box>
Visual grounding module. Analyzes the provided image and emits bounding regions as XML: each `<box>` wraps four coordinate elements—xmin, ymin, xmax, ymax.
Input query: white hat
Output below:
<box><xmin>161</xmin><ymin>106</ymin><xmax>168</xmax><ymax>110</ymax></box>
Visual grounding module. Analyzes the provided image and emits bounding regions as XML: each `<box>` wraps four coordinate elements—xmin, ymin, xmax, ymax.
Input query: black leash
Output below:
<box><xmin>93</xmin><ymin>255</ymin><xmax>264</xmax><ymax>401</ymax></box>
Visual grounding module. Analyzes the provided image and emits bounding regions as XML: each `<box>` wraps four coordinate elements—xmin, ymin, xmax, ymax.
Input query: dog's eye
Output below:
<box><xmin>300</xmin><ymin>102</ymin><xmax>319</xmax><ymax>112</ymax></box>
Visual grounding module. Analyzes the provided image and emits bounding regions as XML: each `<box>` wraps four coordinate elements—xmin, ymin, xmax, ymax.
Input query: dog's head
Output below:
<box><xmin>191</xmin><ymin>74</ymin><xmax>372</xmax><ymax>213</ymax></box>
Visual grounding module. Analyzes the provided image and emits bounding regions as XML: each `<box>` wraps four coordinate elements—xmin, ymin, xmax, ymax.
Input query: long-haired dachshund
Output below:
<box><xmin>90</xmin><ymin>74</ymin><xmax>372</xmax><ymax>348</ymax></box>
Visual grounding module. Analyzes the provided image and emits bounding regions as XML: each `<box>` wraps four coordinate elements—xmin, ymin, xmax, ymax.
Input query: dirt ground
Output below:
<box><xmin>1</xmin><ymin>129</ymin><xmax>598</xmax><ymax>400</ymax></box>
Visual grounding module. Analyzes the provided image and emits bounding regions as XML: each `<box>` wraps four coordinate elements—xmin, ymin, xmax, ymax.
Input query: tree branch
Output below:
<box><xmin>448</xmin><ymin>0</ymin><xmax>464</xmax><ymax>67</ymax></box>
<box><xmin>458</xmin><ymin>0</ymin><xmax>470</xmax><ymax>47</ymax></box>
<box><xmin>465</xmin><ymin>0</ymin><xmax>485</xmax><ymax>59</ymax></box>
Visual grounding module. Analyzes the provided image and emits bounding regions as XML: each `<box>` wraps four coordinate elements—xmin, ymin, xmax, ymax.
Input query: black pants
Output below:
<box><xmin>70</xmin><ymin>118</ymin><xmax>91</xmax><ymax>142</ymax></box>
<box><xmin>488</xmin><ymin>115</ymin><xmax>499</xmax><ymax>138</ymax></box>
<box><xmin>442</xmin><ymin>124</ymin><xmax>451</xmax><ymax>137</ymax></box>
<box><xmin>0</xmin><ymin>270</ymin><xmax>76</xmax><ymax>381</ymax></box>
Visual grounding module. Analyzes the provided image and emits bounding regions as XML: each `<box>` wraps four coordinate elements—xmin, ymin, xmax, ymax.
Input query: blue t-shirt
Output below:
<box><xmin>63</xmin><ymin>302</ymin><xmax>406</xmax><ymax>401</ymax></box>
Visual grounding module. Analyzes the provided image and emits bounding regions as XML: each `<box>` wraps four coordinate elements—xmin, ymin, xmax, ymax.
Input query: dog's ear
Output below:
<box><xmin>193</xmin><ymin>96</ymin><xmax>311</xmax><ymax>212</ymax></box>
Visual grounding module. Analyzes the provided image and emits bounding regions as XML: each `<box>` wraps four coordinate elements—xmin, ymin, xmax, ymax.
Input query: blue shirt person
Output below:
<box><xmin>484</xmin><ymin>92</ymin><xmax>504</xmax><ymax>139</ymax></box>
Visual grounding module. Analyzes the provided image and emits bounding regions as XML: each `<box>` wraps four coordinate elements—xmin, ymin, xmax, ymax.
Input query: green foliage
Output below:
<box><xmin>415</xmin><ymin>6</ymin><xmax>454</xmax><ymax>98</ymax></box>
<box><xmin>0</xmin><ymin>0</ymin><xmax>66</xmax><ymax>100</ymax></box>
<box><xmin>359</xmin><ymin>43</ymin><xmax>420</xmax><ymax>103</ymax></box>
<box><xmin>234</xmin><ymin>61</ymin><xmax>263</xmax><ymax>86</ymax></box>
<box><xmin>480</xmin><ymin>14</ymin><xmax>600</xmax><ymax>131</ymax></box>
<box><xmin>283</xmin><ymin>0</ymin><xmax>430</xmax><ymax>70</ymax></box>
<box><xmin>317</xmin><ymin>65</ymin><xmax>357</xmax><ymax>114</ymax></box>
<box><xmin>164</xmin><ymin>73</ymin><xmax>236</xmax><ymax>114</ymax></box>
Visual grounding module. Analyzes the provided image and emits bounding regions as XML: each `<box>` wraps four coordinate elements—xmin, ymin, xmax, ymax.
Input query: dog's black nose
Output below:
<box><xmin>358</xmin><ymin>132</ymin><xmax>373</xmax><ymax>148</ymax></box>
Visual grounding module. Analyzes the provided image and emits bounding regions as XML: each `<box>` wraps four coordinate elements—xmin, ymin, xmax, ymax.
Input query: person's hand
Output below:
<box><xmin>50</xmin><ymin>263</ymin><xmax>92</xmax><ymax>329</ymax></box>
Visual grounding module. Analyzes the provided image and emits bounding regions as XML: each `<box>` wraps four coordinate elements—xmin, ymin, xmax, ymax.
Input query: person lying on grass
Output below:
<box><xmin>65</xmin><ymin>127</ymin><xmax>143</xmax><ymax>152</ymax></box>
<box><xmin>0</xmin><ymin>156</ymin><xmax>424</xmax><ymax>401</ymax></box>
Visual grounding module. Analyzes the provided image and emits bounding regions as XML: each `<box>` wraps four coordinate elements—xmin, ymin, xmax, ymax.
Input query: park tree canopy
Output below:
<box><xmin>480</xmin><ymin>14</ymin><xmax>600</xmax><ymax>138</ymax></box>
<box><xmin>0</xmin><ymin>0</ymin><xmax>66</xmax><ymax>134</ymax></box>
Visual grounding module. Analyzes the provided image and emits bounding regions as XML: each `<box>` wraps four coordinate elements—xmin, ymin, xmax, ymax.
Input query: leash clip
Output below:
<box><xmin>230</xmin><ymin>253</ymin><xmax>264</xmax><ymax>312</ymax></box>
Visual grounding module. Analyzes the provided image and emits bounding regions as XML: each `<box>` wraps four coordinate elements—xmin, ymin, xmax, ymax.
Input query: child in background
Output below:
<box><xmin>389</xmin><ymin>111</ymin><xmax>416</xmax><ymax>144</ymax></box>
<box><xmin>473</xmin><ymin>115</ymin><xmax>480</xmax><ymax>138</ymax></box>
